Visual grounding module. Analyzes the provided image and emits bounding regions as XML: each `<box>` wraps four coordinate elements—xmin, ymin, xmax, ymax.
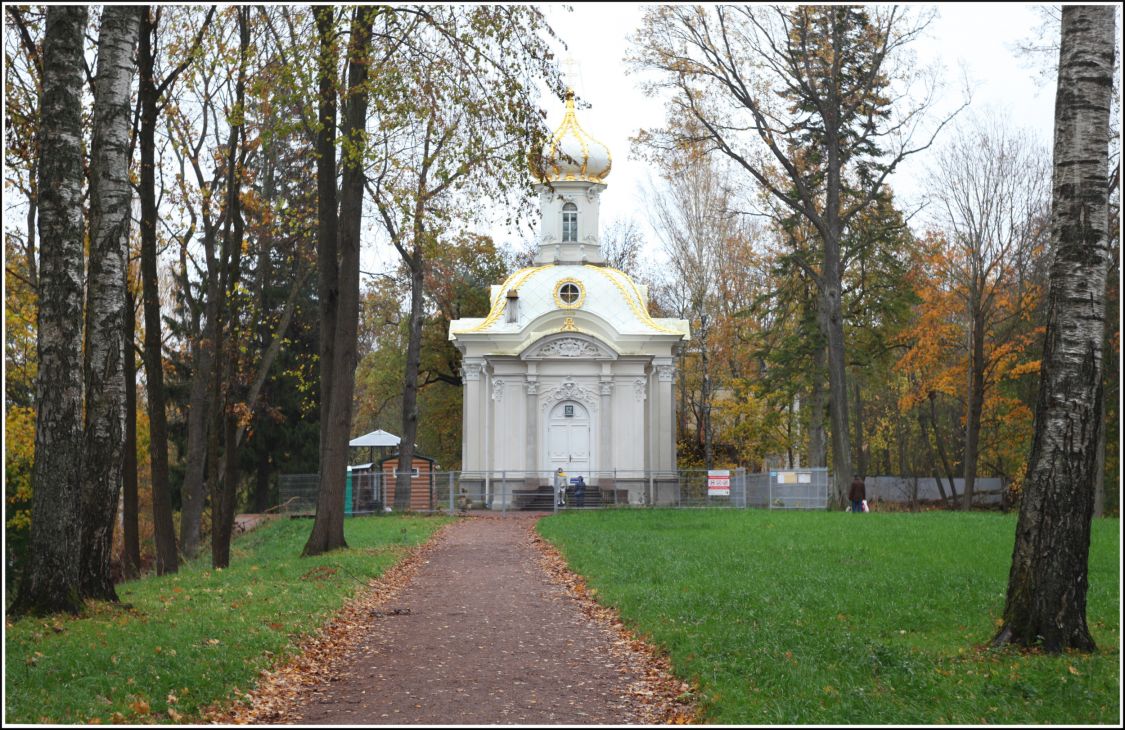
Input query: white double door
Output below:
<box><xmin>546</xmin><ymin>400</ymin><xmax>591</xmax><ymax>478</ymax></box>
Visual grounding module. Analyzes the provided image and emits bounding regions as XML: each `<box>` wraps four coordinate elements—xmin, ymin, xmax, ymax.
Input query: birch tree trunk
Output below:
<box><xmin>12</xmin><ymin>5</ymin><xmax>88</xmax><ymax>617</ymax></box>
<box><xmin>993</xmin><ymin>5</ymin><xmax>1114</xmax><ymax>653</ymax></box>
<box><xmin>81</xmin><ymin>4</ymin><xmax>140</xmax><ymax>601</ymax></box>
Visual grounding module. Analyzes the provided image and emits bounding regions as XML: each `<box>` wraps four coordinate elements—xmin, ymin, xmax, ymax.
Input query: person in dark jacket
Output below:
<box><xmin>574</xmin><ymin>475</ymin><xmax>586</xmax><ymax>508</ymax></box>
<box><xmin>849</xmin><ymin>475</ymin><xmax>866</xmax><ymax>513</ymax></box>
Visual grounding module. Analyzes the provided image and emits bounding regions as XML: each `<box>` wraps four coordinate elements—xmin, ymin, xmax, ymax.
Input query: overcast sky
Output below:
<box><xmin>368</xmin><ymin>3</ymin><xmax>1122</xmax><ymax>278</ymax></box>
<box><xmin>515</xmin><ymin>2</ymin><xmax>1066</xmax><ymax>259</ymax></box>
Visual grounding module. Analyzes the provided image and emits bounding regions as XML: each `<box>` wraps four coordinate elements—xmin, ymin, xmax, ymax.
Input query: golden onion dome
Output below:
<box><xmin>531</xmin><ymin>90</ymin><xmax>612</xmax><ymax>184</ymax></box>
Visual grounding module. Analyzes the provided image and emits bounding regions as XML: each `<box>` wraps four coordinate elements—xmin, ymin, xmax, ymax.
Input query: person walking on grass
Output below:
<box><xmin>849</xmin><ymin>475</ymin><xmax>866</xmax><ymax>514</ymax></box>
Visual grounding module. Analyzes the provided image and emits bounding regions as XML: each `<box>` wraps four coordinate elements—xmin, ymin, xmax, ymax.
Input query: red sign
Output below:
<box><xmin>708</xmin><ymin>470</ymin><xmax>731</xmax><ymax>496</ymax></box>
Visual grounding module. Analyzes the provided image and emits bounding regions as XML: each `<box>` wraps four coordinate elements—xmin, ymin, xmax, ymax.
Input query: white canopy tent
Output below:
<box><xmin>349</xmin><ymin>430</ymin><xmax>401</xmax><ymax>469</ymax></box>
<box><xmin>349</xmin><ymin>429</ymin><xmax>401</xmax><ymax>448</ymax></box>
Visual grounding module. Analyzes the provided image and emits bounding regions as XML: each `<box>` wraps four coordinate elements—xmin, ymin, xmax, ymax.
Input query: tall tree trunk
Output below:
<box><xmin>306</xmin><ymin>7</ymin><xmax>374</xmax><ymax>555</ymax></box>
<box><xmin>80</xmin><ymin>4</ymin><xmax>140</xmax><ymax>601</ymax></box>
<box><xmin>12</xmin><ymin>5</ymin><xmax>89</xmax><ymax>617</ymax></box>
<box><xmin>122</xmin><ymin>286</ymin><xmax>141</xmax><ymax>579</ymax></box>
<box><xmin>180</xmin><ymin>221</ymin><xmax>222</xmax><ymax>560</ymax></box>
<box><xmin>314</xmin><ymin>5</ymin><xmax>339</xmax><ymax>463</ymax></box>
<box><xmin>993</xmin><ymin>5</ymin><xmax>1114</xmax><ymax>653</ymax></box>
<box><xmin>928</xmin><ymin>391</ymin><xmax>960</xmax><ymax>507</ymax></box>
<box><xmin>853</xmin><ymin>378</ymin><xmax>866</xmax><ymax>478</ymax></box>
<box><xmin>179</xmin><ymin>318</ymin><xmax>215</xmax><ymax>559</ymax></box>
<box><xmin>211</xmin><ymin>6</ymin><xmax>250</xmax><ymax>571</ymax></box>
<box><xmin>807</xmin><ymin>341</ymin><xmax>828</xmax><ymax>468</ymax></box>
<box><xmin>820</xmin><ymin>163</ymin><xmax>853</xmax><ymax>507</ymax></box>
<box><xmin>138</xmin><ymin>6</ymin><xmax>178</xmax><ymax>575</ymax></box>
<box><xmin>396</xmin><ymin>257</ymin><xmax>426</xmax><ymax>510</ymax></box>
<box><xmin>305</xmin><ymin>7</ymin><xmax>341</xmax><ymax>555</ymax></box>
<box><xmin>962</xmin><ymin>305</ymin><xmax>986</xmax><ymax>510</ymax></box>
<box><xmin>700</xmin><ymin>315</ymin><xmax>713</xmax><ymax>470</ymax></box>
<box><xmin>917</xmin><ymin>409</ymin><xmax>950</xmax><ymax>506</ymax></box>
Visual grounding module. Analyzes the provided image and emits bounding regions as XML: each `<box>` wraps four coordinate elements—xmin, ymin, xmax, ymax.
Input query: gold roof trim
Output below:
<box><xmin>451</xmin><ymin>264</ymin><xmax>555</xmax><ymax>334</ymax></box>
<box><xmin>584</xmin><ymin>265</ymin><xmax>687</xmax><ymax>336</ymax></box>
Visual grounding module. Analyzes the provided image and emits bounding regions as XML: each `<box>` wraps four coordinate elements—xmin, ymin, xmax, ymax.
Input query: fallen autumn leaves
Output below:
<box><xmin>204</xmin><ymin>516</ymin><xmax>698</xmax><ymax>725</ymax></box>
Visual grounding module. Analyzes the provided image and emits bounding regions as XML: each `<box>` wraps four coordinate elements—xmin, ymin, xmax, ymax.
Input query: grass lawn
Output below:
<box><xmin>5</xmin><ymin>514</ymin><xmax>450</xmax><ymax>724</ymax></box>
<box><xmin>537</xmin><ymin>509</ymin><xmax>1120</xmax><ymax>725</ymax></box>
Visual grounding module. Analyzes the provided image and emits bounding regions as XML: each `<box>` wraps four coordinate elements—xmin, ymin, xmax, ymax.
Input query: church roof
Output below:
<box><xmin>530</xmin><ymin>91</ymin><xmax>612</xmax><ymax>184</ymax></box>
<box><xmin>449</xmin><ymin>262</ymin><xmax>688</xmax><ymax>341</ymax></box>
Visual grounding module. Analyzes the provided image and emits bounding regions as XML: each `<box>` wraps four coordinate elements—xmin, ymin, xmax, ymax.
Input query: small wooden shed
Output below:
<box><xmin>378</xmin><ymin>453</ymin><xmax>437</xmax><ymax>512</ymax></box>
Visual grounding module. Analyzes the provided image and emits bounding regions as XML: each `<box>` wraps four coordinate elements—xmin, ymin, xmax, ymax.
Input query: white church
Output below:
<box><xmin>449</xmin><ymin>91</ymin><xmax>690</xmax><ymax>506</ymax></box>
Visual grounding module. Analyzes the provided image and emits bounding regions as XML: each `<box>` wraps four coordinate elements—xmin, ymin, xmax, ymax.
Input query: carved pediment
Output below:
<box><xmin>520</xmin><ymin>334</ymin><xmax>617</xmax><ymax>361</ymax></box>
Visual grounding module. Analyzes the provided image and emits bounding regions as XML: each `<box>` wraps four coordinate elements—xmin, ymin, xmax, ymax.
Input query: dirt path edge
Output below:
<box><xmin>528</xmin><ymin>520</ymin><xmax>700</xmax><ymax>725</ymax></box>
<box><xmin>202</xmin><ymin>519</ymin><xmax>459</xmax><ymax>724</ymax></box>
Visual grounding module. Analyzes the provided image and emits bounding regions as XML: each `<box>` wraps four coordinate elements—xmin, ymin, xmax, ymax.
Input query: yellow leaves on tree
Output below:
<box><xmin>895</xmin><ymin>232</ymin><xmax>1044</xmax><ymax>484</ymax></box>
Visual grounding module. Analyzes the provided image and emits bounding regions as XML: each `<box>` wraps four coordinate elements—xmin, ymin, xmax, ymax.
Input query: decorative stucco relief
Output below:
<box><xmin>539</xmin><ymin>377</ymin><xmax>599</xmax><ymax>411</ymax></box>
<box><xmin>536</xmin><ymin>337</ymin><xmax>601</xmax><ymax>358</ymax></box>
<box><xmin>633</xmin><ymin>377</ymin><xmax>648</xmax><ymax>402</ymax></box>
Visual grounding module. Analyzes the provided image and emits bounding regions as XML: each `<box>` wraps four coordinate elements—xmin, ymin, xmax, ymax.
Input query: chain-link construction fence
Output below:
<box><xmin>279</xmin><ymin>467</ymin><xmax>834</xmax><ymax>514</ymax></box>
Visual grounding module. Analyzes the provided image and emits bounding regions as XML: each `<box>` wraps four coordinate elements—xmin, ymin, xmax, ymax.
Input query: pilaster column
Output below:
<box><xmin>462</xmin><ymin>358</ymin><xmax>484</xmax><ymax>471</ymax></box>
<box><xmin>525</xmin><ymin>370</ymin><xmax>538</xmax><ymax>477</ymax></box>
<box><xmin>599</xmin><ymin>369</ymin><xmax>613</xmax><ymax>476</ymax></box>
<box><xmin>654</xmin><ymin>357</ymin><xmax>676</xmax><ymax>473</ymax></box>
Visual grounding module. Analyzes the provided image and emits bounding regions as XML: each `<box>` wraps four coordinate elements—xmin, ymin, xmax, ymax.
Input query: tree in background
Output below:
<box><xmin>925</xmin><ymin>120</ymin><xmax>1051</xmax><ymax>509</ymax></box>
<box><xmin>993</xmin><ymin>5</ymin><xmax>1115</xmax><ymax>653</ymax></box>
<box><xmin>353</xmin><ymin>234</ymin><xmax>511</xmax><ymax>471</ymax></box>
<box><xmin>305</xmin><ymin>6</ymin><xmax>377</xmax><ymax>556</ymax></box>
<box><xmin>632</xmin><ymin>5</ymin><xmax>963</xmax><ymax>506</ymax></box>
<box><xmin>4</xmin><ymin>6</ymin><xmax>45</xmax><ymax>585</ymax></box>
<box><xmin>366</xmin><ymin>5</ymin><xmax>560</xmax><ymax>511</ymax></box>
<box><xmin>647</xmin><ymin>152</ymin><xmax>744</xmax><ymax>469</ymax></box>
<box><xmin>137</xmin><ymin>4</ymin><xmax>215</xmax><ymax>575</ymax></box>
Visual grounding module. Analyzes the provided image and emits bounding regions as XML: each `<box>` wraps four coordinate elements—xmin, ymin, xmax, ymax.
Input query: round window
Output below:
<box><xmin>554</xmin><ymin>278</ymin><xmax>585</xmax><ymax>309</ymax></box>
<box><xmin>559</xmin><ymin>283</ymin><xmax>580</xmax><ymax>304</ymax></box>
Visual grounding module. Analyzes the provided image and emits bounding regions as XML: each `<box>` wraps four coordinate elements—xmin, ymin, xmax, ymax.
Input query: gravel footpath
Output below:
<box><xmin>270</xmin><ymin>513</ymin><xmax>688</xmax><ymax>725</ymax></box>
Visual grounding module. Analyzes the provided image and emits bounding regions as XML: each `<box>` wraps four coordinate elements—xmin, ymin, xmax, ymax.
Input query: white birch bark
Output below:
<box><xmin>14</xmin><ymin>6</ymin><xmax>89</xmax><ymax>616</ymax></box>
<box><xmin>994</xmin><ymin>5</ymin><xmax>1115</xmax><ymax>652</ymax></box>
<box><xmin>81</xmin><ymin>4</ymin><xmax>141</xmax><ymax>600</ymax></box>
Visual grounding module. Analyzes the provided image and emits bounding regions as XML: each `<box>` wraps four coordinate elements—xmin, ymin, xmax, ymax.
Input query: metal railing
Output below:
<box><xmin>278</xmin><ymin>467</ymin><xmax>832</xmax><ymax>514</ymax></box>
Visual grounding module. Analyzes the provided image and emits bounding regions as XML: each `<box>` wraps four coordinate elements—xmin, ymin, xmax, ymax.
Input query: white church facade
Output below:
<box><xmin>449</xmin><ymin>91</ymin><xmax>689</xmax><ymax>506</ymax></box>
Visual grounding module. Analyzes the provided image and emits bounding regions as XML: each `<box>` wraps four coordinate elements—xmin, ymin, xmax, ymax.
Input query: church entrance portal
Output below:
<box><xmin>546</xmin><ymin>400</ymin><xmax>591</xmax><ymax>478</ymax></box>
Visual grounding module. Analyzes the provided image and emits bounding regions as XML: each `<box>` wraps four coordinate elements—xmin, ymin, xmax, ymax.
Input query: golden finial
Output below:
<box><xmin>561</xmin><ymin>54</ymin><xmax>579</xmax><ymax>95</ymax></box>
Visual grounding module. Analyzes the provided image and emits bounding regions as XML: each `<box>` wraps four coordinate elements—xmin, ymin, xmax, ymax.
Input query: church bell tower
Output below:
<box><xmin>530</xmin><ymin>90</ymin><xmax>612</xmax><ymax>266</ymax></box>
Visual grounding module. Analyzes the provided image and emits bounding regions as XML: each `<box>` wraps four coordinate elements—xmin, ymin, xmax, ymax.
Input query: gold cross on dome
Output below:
<box><xmin>561</xmin><ymin>55</ymin><xmax>580</xmax><ymax>94</ymax></box>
